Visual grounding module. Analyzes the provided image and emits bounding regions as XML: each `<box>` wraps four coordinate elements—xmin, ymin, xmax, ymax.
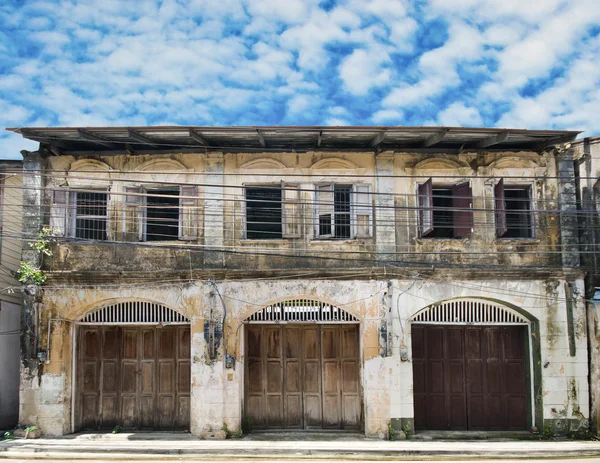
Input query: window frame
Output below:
<box><xmin>69</xmin><ymin>188</ymin><xmax>110</xmax><ymax>241</ymax></box>
<box><xmin>124</xmin><ymin>184</ymin><xmax>198</xmax><ymax>242</ymax></box>
<box><xmin>242</xmin><ymin>181</ymin><xmax>303</xmax><ymax>241</ymax></box>
<box><xmin>314</xmin><ymin>183</ymin><xmax>372</xmax><ymax>240</ymax></box>
<box><xmin>494</xmin><ymin>180</ymin><xmax>535</xmax><ymax>239</ymax></box>
<box><xmin>416</xmin><ymin>178</ymin><xmax>473</xmax><ymax>239</ymax></box>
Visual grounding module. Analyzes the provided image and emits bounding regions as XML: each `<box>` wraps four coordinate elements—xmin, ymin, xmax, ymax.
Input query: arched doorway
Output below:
<box><xmin>242</xmin><ymin>298</ymin><xmax>362</xmax><ymax>431</ymax></box>
<box><xmin>410</xmin><ymin>298</ymin><xmax>536</xmax><ymax>431</ymax></box>
<box><xmin>75</xmin><ymin>300</ymin><xmax>191</xmax><ymax>431</ymax></box>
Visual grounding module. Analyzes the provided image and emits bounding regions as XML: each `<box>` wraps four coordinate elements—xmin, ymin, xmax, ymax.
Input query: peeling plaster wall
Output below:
<box><xmin>390</xmin><ymin>278</ymin><xmax>589</xmax><ymax>433</ymax></box>
<box><xmin>21</xmin><ymin>148</ymin><xmax>588</xmax><ymax>437</ymax></box>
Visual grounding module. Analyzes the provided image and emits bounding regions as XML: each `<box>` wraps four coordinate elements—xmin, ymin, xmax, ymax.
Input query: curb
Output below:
<box><xmin>2</xmin><ymin>447</ymin><xmax>600</xmax><ymax>461</ymax></box>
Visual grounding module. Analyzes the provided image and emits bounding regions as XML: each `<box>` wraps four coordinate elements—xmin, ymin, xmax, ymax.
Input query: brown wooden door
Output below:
<box><xmin>77</xmin><ymin>325</ymin><xmax>190</xmax><ymax>431</ymax></box>
<box><xmin>244</xmin><ymin>324</ymin><xmax>361</xmax><ymax>430</ymax></box>
<box><xmin>412</xmin><ymin>325</ymin><xmax>528</xmax><ymax>431</ymax></box>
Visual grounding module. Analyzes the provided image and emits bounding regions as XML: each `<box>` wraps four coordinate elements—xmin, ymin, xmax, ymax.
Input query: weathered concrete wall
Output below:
<box><xmin>389</xmin><ymin>277</ymin><xmax>589</xmax><ymax>434</ymax></box>
<box><xmin>0</xmin><ymin>301</ymin><xmax>20</xmax><ymax>429</ymax></box>
<box><xmin>22</xmin><ymin>275</ymin><xmax>588</xmax><ymax>437</ymax></box>
<box><xmin>19</xmin><ymin>148</ymin><xmax>587</xmax><ymax>437</ymax></box>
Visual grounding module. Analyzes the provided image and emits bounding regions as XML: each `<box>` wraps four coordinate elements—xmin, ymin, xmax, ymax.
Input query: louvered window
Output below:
<box><xmin>410</xmin><ymin>299</ymin><xmax>529</xmax><ymax>325</ymax></box>
<box><xmin>246</xmin><ymin>299</ymin><xmax>358</xmax><ymax>323</ymax></box>
<box><xmin>79</xmin><ymin>301</ymin><xmax>190</xmax><ymax>325</ymax></box>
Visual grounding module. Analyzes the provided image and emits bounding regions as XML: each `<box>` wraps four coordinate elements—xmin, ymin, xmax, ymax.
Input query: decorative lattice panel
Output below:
<box><xmin>246</xmin><ymin>299</ymin><xmax>358</xmax><ymax>323</ymax></box>
<box><xmin>411</xmin><ymin>299</ymin><xmax>529</xmax><ymax>325</ymax></box>
<box><xmin>79</xmin><ymin>301</ymin><xmax>189</xmax><ymax>325</ymax></box>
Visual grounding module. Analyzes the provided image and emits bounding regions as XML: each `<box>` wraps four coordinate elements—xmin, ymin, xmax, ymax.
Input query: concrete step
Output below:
<box><xmin>1</xmin><ymin>432</ymin><xmax>600</xmax><ymax>461</ymax></box>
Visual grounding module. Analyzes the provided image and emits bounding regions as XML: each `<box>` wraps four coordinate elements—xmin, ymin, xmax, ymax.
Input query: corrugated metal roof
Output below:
<box><xmin>6</xmin><ymin>125</ymin><xmax>581</xmax><ymax>155</ymax></box>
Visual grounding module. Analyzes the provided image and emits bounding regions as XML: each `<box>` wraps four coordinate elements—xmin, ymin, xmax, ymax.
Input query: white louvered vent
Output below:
<box><xmin>79</xmin><ymin>301</ymin><xmax>190</xmax><ymax>325</ymax></box>
<box><xmin>247</xmin><ymin>299</ymin><xmax>358</xmax><ymax>323</ymax></box>
<box><xmin>411</xmin><ymin>299</ymin><xmax>529</xmax><ymax>325</ymax></box>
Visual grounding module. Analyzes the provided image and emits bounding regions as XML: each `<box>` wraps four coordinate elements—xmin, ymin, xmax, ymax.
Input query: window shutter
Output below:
<box><xmin>124</xmin><ymin>187</ymin><xmax>143</xmax><ymax>241</ymax></box>
<box><xmin>495</xmin><ymin>179</ymin><xmax>507</xmax><ymax>238</ymax></box>
<box><xmin>418</xmin><ymin>178</ymin><xmax>433</xmax><ymax>237</ymax></box>
<box><xmin>50</xmin><ymin>189</ymin><xmax>69</xmax><ymax>236</ymax></box>
<box><xmin>316</xmin><ymin>184</ymin><xmax>334</xmax><ymax>238</ymax></box>
<box><xmin>282</xmin><ymin>183</ymin><xmax>300</xmax><ymax>238</ymax></box>
<box><xmin>352</xmin><ymin>184</ymin><xmax>372</xmax><ymax>238</ymax></box>
<box><xmin>179</xmin><ymin>185</ymin><xmax>198</xmax><ymax>240</ymax></box>
<box><xmin>452</xmin><ymin>181</ymin><xmax>473</xmax><ymax>238</ymax></box>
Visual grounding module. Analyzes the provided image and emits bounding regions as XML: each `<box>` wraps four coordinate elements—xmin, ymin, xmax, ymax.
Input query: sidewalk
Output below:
<box><xmin>1</xmin><ymin>432</ymin><xmax>600</xmax><ymax>461</ymax></box>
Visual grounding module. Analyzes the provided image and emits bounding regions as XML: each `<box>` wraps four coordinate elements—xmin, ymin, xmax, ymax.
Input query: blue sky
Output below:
<box><xmin>1</xmin><ymin>0</ymin><xmax>599</xmax><ymax>158</ymax></box>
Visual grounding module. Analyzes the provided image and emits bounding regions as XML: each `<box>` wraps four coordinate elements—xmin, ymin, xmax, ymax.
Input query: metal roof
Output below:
<box><xmin>6</xmin><ymin>125</ymin><xmax>581</xmax><ymax>155</ymax></box>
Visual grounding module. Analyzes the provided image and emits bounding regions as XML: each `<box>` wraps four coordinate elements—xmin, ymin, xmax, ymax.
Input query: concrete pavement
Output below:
<box><xmin>1</xmin><ymin>432</ymin><xmax>600</xmax><ymax>461</ymax></box>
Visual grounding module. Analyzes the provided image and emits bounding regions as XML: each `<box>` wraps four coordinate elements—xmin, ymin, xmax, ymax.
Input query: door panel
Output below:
<box><xmin>77</xmin><ymin>326</ymin><xmax>190</xmax><ymax>431</ymax></box>
<box><xmin>244</xmin><ymin>324</ymin><xmax>361</xmax><ymax>430</ymax></box>
<box><xmin>412</xmin><ymin>325</ymin><xmax>528</xmax><ymax>431</ymax></box>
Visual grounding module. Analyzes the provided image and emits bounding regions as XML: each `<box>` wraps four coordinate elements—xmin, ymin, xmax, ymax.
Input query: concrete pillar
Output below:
<box><xmin>375</xmin><ymin>153</ymin><xmax>396</xmax><ymax>261</ymax></box>
<box><xmin>204</xmin><ymin>153</ymin><xmax>225</xmax><ymax>268</ymax></box>
<box><xmin>557</xmin><ymin>149</ymin><xmax>580</xmax><ymax>269</ymax></box>
<box><xmin>21</xmin><ymin>151</ymin><xmax>45</xmax><ymax>363</ymax></box>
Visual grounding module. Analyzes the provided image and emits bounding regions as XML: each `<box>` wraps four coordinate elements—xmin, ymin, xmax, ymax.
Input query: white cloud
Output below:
<box><xmin>339</xmin><ymin>48</ymin><xmax>391</xmax><ymax>95</ymax></box>
<box><xmin>437</xmin><ymin>102</ymin><xmax>483</xmax><ymax>127</ymax></box>
<box><xmin>287</xmin><ymin>94</ymin><xmax>312</xmax><ymax>116</ymax></box>
<box><xmin>371</xmin><ymin>109</ymin><xmax>404</xmax><ymax>124</ymax></box>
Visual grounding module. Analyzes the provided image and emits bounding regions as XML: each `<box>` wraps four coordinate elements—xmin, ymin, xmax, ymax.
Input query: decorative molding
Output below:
<box><xmin>240</xmin><ymin>158</ymin><xmax>287</xmax><ymax>170</ymax></box>
<box><xmin>488</xmin><ymin>156</ymin><xmax>539</xmax><ymax>169</ymax></box>
<box><xmin>135</xmin><ymin>158</ymin><xmax>188</xmax><ymax>172</ymax></box>
<box><xmin>413</xmin><ymin>157</ymin><xmax>470</xmax><ymax>170</ymax></box>
<box><xmin>309</xmin><ymin>158</ymin><xmax>360</xmax><ymax>170</ymax></box>
<box><xmin>69</xmin><ymin>159</ymin><xmax>112</xmax><ymax>172</ymax></box>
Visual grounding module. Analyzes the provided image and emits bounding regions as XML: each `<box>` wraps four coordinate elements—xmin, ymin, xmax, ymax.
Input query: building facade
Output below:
<box><xmin>10</xmin><ymin>126</ymin><xmax>589</xmax><ymax>437</ymax></box>
<box><xmin>0</xmin><ymin>160</ymin><xmax>23</xmax><ymax>430</ymax></box>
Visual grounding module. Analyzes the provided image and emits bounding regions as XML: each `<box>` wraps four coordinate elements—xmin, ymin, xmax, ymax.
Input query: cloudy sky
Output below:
<box><xmin>1</xmin><ymin>0</ymin><xmax>599</xmax><ymax>158</ymax></box>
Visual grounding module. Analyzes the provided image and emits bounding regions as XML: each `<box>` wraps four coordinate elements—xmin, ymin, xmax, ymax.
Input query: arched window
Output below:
<box><xmin>79</xmin><ymin>300</ymin><xmax>189</xmax><ymax>324</ymax></box>
<box><xmin>245</xmin><ymin>299</ymin><xmax>358</xmax><ymax>323</ymax></box>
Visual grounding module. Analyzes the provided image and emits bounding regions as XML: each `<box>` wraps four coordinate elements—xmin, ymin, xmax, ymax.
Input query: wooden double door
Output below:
<box><xmin>77</xmin><ymin>325</ymin><xmax>191</xmax><ymax>431</ymax></box>
<box><xmin>412</xmin><ymin>325</ymin><xmax>528</xmax><ymax>431</ymax></box>
<box><xmin>245</xmin><ymin>324</ymin><xmax>361</xmax><ymax>430</ymax></box>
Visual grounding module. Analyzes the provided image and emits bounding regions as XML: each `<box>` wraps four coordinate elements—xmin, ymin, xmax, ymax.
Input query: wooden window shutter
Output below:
<box><xmin>124</xmin><ymin>187</ymin><xmax>144</xmax><ymax>241</ymax></box>
<box><xmin>179</xmin><ymin>185</ymin><xmax>198</xmax><ymax>240</ymax></box>
<box><xmin>352</xmin><ymin>184</ymin><xmax>372</xmax><ymax>238</ymax></box>
<box><xmin>495</xmin><ymin>179</ymin><xmax>507</xmax><ymax>238</ymax></box>
<box><xmin>282</xmin><ymin>183</ymin><xmax>300</xmax><ymax>238</ymax></box>
<box><xmin>417</xmin><ymin>178</ymin><xmax>433</xmax><ymax>237</ymax></box>
<box><xmin>50</xmin><ymin>189</ymin><xmax>69</xmax><ymax>237</ymax></box>
<box><xmin>452</xmin><ymin>181</ymin><xmax>473</xmax><ymax>238</ymax></box>
<box><xmin>316</xmin><ymin>184</ymin><xmax>334</xmax><ymax>238</ymax></box>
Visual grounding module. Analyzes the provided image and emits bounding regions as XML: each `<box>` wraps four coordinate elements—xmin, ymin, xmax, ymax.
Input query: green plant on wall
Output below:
<box><xmin>16</xmin><ymin>261</ymin><xmax>46</xmax><ymax>285</ymax></box>
<box><xmin>16</xmin><ymin>227</ymin><xmax>55</xmax><ymax>286</ymax></box>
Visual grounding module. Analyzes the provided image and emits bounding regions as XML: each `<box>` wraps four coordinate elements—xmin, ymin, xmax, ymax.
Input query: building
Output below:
<box><xmin>572</xmin><ymin>136</ymin><xmax>600</xmax><ymax>436</ymax></box>
<box><xmin>0</xmin><ymin>160</ymin><xmax>23</xmax><ymax>430</ymax></box>
<box><xmin>7</xmin><ymin>126</ymin><xmax>589</xmax><ymax>437</ymax></box>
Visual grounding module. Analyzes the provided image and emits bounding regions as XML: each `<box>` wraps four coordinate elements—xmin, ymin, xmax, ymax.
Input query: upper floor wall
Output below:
<box><xmin>39</xmin><ymin>148</ymin><xmax>569</xmax><ymax>277</ymax></box>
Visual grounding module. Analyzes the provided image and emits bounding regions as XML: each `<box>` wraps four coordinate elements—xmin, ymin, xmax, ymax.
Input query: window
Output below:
<box><xmin>495</xmin><ymin>179</ymin><xmax>533</xmax><ymax>238</ymax></box>
<box><xmin>124</xmin><ymin>186</ymin><xmax>198</xmax><ymax>241</ymax></box>
<box><xmin>417</xmin><ymin>178</ymin><xmax>472</xmax><ymax>238</ymax></box>
<box><xmin>51</xmin><ymin>190</ymin><xmax>108</xmax><ymax>240</ymax></box>
<box><xmin>246</xmin><ymin>187</ymin><xmax>282</xmax><ymax>239</ymax></box>
<box><xmin>315</xmin><ymin>184</ymin><xmax>371</xmax><ymax>239</ymax></box>
<box><xmin>245</xmin><ymin>184</ymin><xmax>300</xmax><ymax>240</ymax></box>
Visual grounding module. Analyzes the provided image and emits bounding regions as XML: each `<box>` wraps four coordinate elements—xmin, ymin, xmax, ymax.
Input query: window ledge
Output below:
<box><xmin>311</xmin><ymin>238</ymin><xmax>373</xmax><ymax>243</ymax></box>
<box><xmin>414</xmin><ymin>237</ymin><xmax>471</xmax><ymax>244</ymax></box>
<box><xmin>495</xmin><ymin>238</ymin><xmax>541</xmax><ymax>244</ymax></box>
<box><xmin>239</xmin><ymin>239</ymin><xmax>291</xmax><ymax>243</ymax></box>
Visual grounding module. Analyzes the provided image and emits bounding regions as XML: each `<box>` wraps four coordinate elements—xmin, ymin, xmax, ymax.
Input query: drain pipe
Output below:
<box><xmin>209</xmin><ymin>279</ymin><xmax>234</xmax><ymax>368</ymax></box>
<box><xmin>44</xmin><ymin>318</ymin><xmax>72</xmax><ymax>364</ymax></box>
